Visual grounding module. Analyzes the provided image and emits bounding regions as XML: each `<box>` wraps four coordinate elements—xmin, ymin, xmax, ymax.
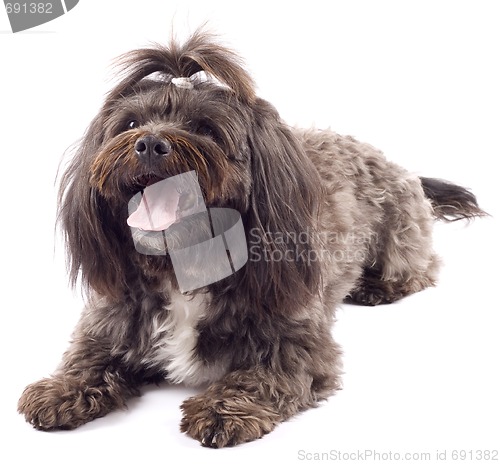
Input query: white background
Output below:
<box><xmin>1</xmin><ymin>1</ymin><xmax>499</xmax><ymax>463</ymax></box>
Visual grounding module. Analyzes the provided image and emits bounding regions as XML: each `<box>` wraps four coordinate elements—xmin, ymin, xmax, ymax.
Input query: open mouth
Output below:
<box><xmin>131</xmin><ymin>174</ymin><xmax>164</xmax><ymax>192</ymax></box>
<box><xmin>126</xmin><ymin>171</ymin><xmax>249</xmax><ymax>292</ymax></box>
<box><xmin>127</xmin><ymin>171</ymin><xmax>205</xmax><ymax>232</ymax></box>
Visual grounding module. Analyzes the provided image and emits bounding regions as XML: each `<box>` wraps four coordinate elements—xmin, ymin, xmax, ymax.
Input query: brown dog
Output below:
<box><xmin>18</xmin><ymin>31</ymin><xmax>485</xmax><ymax>447</ymax></box>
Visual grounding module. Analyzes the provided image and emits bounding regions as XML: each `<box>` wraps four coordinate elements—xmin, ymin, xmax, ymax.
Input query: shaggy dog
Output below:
<box><xmin>18</xmin><ymin>31</ymin><xmax>485</xmax><ymax>447</ymax></box>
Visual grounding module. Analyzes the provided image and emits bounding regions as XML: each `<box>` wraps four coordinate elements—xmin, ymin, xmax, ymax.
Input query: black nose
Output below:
<box><xmin>135</xmin><ymin>135</ymin><xmax>172</xmax><ymax>163</ymax></box>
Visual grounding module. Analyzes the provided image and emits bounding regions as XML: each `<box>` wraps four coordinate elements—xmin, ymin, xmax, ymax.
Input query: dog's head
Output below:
<box><xmin>60</xmin><ymin>31</ymin><xmax>322</xmax><ymax>308</ymax></box>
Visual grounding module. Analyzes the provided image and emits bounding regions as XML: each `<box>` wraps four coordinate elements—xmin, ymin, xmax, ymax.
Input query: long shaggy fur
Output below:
<box><xmin>18</xmin><ymin>31</ymin><xmax>485</xmax><ymax>447</ymax></box>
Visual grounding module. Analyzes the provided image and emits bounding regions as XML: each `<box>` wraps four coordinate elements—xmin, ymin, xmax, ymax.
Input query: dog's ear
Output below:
<box><xmin>110</xmin><ymin>30</ymin><xmax>255</xmax><ymax>103</ymax></box>
<box><xmin>58</xmin><ymin>115</ymin><xmax>130</xmax><ymax>300</ymax></box>
<box><xmin>242</xmin><ymin>103</ymin><xmax>323</xmax><ymax>311</ymax></box>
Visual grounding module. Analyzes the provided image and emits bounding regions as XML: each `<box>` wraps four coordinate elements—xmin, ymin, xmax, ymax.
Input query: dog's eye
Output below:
<box><xmin>196</xmin><ymin>122</ymin><xmax>216</xmax><ymax>139</ymax></box>
<box><xmin>127</xmin><ymin>120</ymin><xmax>140</xmax><ymax>130</ymax></box>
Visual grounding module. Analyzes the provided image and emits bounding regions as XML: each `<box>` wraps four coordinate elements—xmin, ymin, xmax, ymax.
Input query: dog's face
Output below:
<box><xmin>89</xmin><ymin>76</ymin><xmax>252</xmax><ymax>209</ymax></box>
<box><xmin>88</xmin><ymin>72</ymin><xmax>255</xmax><ymax>270</ymax></box>
<box><xmin>60</xmin><ymin>32</ymin><xmax>322</xmax><ymax>302</ymax></box>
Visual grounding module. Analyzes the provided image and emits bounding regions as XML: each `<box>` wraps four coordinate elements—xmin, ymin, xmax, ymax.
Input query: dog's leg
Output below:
<box><xmin>347</xmin><ymin>262</ymin><xmax>439</xmax><ymax>306</ymax></box>
<box><xmin>180</xmin><ymin>331</ymin><xmax>342</xmax><ymax>447</ymax></box>
<box><xmin>348</xmin><ymin>177</ymin><xmax>440</xmax><ymax>306</ymax></box>
<box><xmin>18</xmin><ymin>330</ymin><xmax>141</xmax><ymax>430</ymax></box>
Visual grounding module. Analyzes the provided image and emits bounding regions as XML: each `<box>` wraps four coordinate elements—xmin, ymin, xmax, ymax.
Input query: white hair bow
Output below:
<box><xmin>170</xmin><ymin>71</ymin><xmax>209</xmax><ymax>90</ymax></box>
<box><xmin>170</xmin><ymin>71</ymin><xmax>228</xmax><ymax>90</ymax></box>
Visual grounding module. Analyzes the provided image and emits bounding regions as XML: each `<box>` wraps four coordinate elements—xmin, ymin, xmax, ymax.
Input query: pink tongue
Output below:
<box><xmin>127</xmin><ymin>181</ymin><xmax>180</xmax><ymax>231</ymax></box>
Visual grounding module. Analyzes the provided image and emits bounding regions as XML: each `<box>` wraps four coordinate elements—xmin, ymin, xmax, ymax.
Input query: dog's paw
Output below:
<box><xmin>18</xmin><ymin>377</ymin><xmax>109</xmax><ymax>430</ymax></box>
<box><xmin>347</xmin><ymin>286</ymin><xmax>390</xmax><ymax>306</ymax></box>
<box><xmin>180</xmin><ymin>394</ymin><xmax>280</xmax><ymax>448</ymax></box>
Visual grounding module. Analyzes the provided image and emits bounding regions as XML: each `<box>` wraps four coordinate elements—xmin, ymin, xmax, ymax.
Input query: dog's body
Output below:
<box><xmin>18</xmin><ymin>32</ymin><xmax>485</xmax><ymax>447</ymax></box>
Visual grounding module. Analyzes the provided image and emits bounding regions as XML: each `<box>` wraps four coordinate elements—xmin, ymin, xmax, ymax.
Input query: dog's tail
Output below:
<box><xmin>419</xmin><ymin>177</ymin><xmax>487</xmax><ymax>221</ymax></box>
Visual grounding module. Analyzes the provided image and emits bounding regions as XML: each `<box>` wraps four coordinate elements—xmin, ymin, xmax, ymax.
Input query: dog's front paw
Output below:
<box><xmin>18</xmin><ymin>377</ymin><xmax>110</xmax><ymax>430</ymax></box>
<box><xmin>180</xmin><ymin>394</ymin><xmax>280</xmax><ymax>448</ymax></box>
